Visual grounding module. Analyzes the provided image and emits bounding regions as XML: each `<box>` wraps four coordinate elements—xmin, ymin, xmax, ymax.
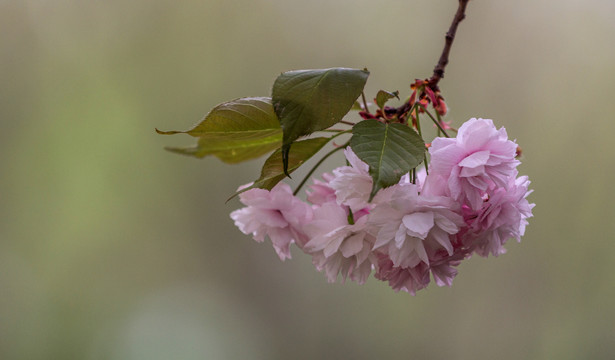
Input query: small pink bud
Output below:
<box><xmin>435</xmin><ymin>98</ymin><xmax>448</xmax><ymax>116</ymax></box>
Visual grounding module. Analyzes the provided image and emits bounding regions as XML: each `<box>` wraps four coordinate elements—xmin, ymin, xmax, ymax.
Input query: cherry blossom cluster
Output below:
<box><xmin>231</xmin><ymin>118</ymin><xmax>534</xmax><ymax>295</ymax></box>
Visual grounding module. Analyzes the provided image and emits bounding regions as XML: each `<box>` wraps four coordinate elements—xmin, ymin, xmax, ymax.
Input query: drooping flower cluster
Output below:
<box><xmin>231</xmin><ymin>118</ymin><xmax>534</xmax><ymax>295</ymax></box>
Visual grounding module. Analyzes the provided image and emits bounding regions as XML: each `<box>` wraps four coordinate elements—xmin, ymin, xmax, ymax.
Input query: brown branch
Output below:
<box><xmin>395</xmin><ymin>0</ymin><xmax>470</xmax><ymax>119</ymax></box>
<box><xmin>428</xmin><ymin>0</ymin><xmax>470</xmax><ymax>92</ymax></box>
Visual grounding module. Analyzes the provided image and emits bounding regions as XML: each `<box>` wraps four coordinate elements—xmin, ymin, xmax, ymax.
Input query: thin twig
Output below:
<box><xmin>293</xmin><ymin>143</ymin><xmax>347</xmax><ymax>196</ymax></box>
<box><xmin>395</xmin><ymin>0</ymin><xmax>470</xmax><ymax>118</ymax></box>
<box><xmin>428</xmin><ymin>0</ymin><xmax>470</xmax><ymax>92</ymax></box>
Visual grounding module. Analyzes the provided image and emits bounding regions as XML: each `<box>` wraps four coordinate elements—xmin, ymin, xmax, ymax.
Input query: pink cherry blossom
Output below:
<box><xmin>419</xmin><ymin>172</ymin><xmax>449</xmax><ymax>197</ymax></box>
<box><xmin>228</xmin><ymin>116</ymin><xmax>534</xmax><ymax>296</ymax></box>
<box><xmin>369</xmin><ymin>183</ymin><xmax>465</xmax><ymax>269</ymax></box>
<box><xmin>306</xmin><ymin>172</ymin><xmax>336</xmax><ymax>206</ymax></box>
<box><xmin>430</xmin><ymin>258</ymin><xmax>460</xmax><ymax>287</ymax></box>
<box><xmin>230</xmin><ymin>182</ymin><xmax>312</xmax><ymax>260</ymax></box>
<box><xmin>429</xmin><ymin>118</ymin><xmax>520</xmax><ymax>210</ymax></box>
<box><xmin>374</xmin><ymin>253</ymin><xmax>430</xmax><ymax>295</ymax></box>
<box><xmin>462</xmin><ymin>171</ymin><xmax>535</xmax><ymax>257</ymax></box>
<box><xmin>329</xmin><ymin>148</ymin><xmax>373</xmax><ymax>213</ymax></box>
<box><xmin>302</xmin><ymin>202</ymin><xmax>376</xmax><ymax>284</ymax></box>
<box><xmin>375</xmin><ymin>245</ymin><xmax>466</xmax><ymax>294</ymax></box>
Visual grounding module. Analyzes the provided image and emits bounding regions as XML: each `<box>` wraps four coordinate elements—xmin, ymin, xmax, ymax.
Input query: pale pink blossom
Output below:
<box><xmin>419</xmin><ymin>172</ymin><xmax>449</xmax><ymax>197</ymax></box>
<box><xmin>303</xmin><ymin>202</ymin><xmax>376</xmax><ymax>284</ymax></box>
<box><xmin>429</xmin><ymin>118</ymin><xmax>520</xmax><ymax>210</ymax></box>
<box><xmin>375</xmin><ymin>246</ymin><xmax>466</xmax><ymax>294</ymax></box>
<box><xmin>229</xmin><ymin>116</ymin><xmax>534</xmax><ymax>296</ymax></box>
<box><xmin>462</xmin><ymin>171</ymin><xmax>534</xmax><ymax>257</ymax></box>
<box><xmin>369</xmin><ymin>184</ymin><xmax>465</xmax><ymax>269</ymax></box>
<box><xmin>374</xmin><ymin>253</ymin><xmax>430</xmax><ymax>295</ymax></box>
<box><xmin>430</xmin><ymin>259</ymin><xmax>460</xmax><ymax>287</ymax></box>
<box><xmin>306</xmin><ymin>172</ymin><xmax>336</xmax><ymax>206</ymax></box>
<box><xmin>230</xmin><ymin>183</ymin><xmax>312</xmax><ymax>260</ymax></box>
<box><xmin>329</xmin><ymin>148</ymin><xmax>373</xmax><ymax>212</ymax></box>
<box><xmin>428</xmin><ymin>249</ymin><xmax>466</xmax><ymax>287</ymax></box>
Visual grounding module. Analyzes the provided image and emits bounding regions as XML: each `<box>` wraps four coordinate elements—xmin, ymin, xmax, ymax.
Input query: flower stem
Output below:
<box><xmin>415</xmin><ymin>111</ymin><xmax>429</xmax><ymax>175</ymax></box>
<box><xmin>319</xmin><ymin>129</ymin><xmax>346</xmax><ymax>133</ymax></box>
<box><xmin>435</xmin><ymin>110</ymin><xmax>443</xmax><ymax>137</ymax></box>
<box><xmin>293</xmin><ymin>142</ymin><xmax>348</xmax><ymax>196</ymax></box>
<box><xmin>418</xmin><ymin>104</ymin><xmax>450</xmax><ymax>138</ymax></box>
<box><xmin>329</xmin><ymin>129</ymin><xmax>352</xmax><ymax>139</ymax></box>
<box><xmin>361</xmin><ymin>92</ymin><xmax>370</xmax><ymax>113</ymax></box>
<box><xmin>347</xmin><ymin>207</ymin><xmax>355</xmax><ymax>225</ymax></box>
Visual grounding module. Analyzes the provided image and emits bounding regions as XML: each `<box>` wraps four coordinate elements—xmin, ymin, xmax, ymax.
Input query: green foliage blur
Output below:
<box><xmin>1</xmin><ymin>0</ymin><xmax>614</xmax><ymax>359</ymax></box>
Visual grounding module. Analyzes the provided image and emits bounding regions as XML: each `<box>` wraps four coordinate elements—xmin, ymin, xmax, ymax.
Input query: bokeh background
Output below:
<box><xmin>2</xmin><ymin>0</ymin><xmax>614</xmax><ymax>359</ymax></box>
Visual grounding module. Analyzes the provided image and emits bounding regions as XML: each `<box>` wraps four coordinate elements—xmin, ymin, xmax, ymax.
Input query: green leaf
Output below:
<box><xmin>272</xmin><ymin>68</ymin><xmax>369</xmax><ymax>174</ymax></box>
<box><xmin>228</xmin><ymin>137</ymin><xmax>331</xmax><ymax>200</ymax></box>
<box><xmin>375</xmin><ymin>90</ymin><xmax>399</xmax><ymax>109</ymax></box>
<box><xmin>350</xmin><ymin>120</ymin><xmax>426</xmax><ymax>200</ymax></box>
<box><xmin>156</xmin><ymin>97</ymin><xmax>282</xmax><ymax>163</ymax></box>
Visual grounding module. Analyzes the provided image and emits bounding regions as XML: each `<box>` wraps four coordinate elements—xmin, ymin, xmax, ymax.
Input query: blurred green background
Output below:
<box><xmin>2</xmin><ymin>0</ymin><xmax>614</xmax><ymax>359</ymax></box>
